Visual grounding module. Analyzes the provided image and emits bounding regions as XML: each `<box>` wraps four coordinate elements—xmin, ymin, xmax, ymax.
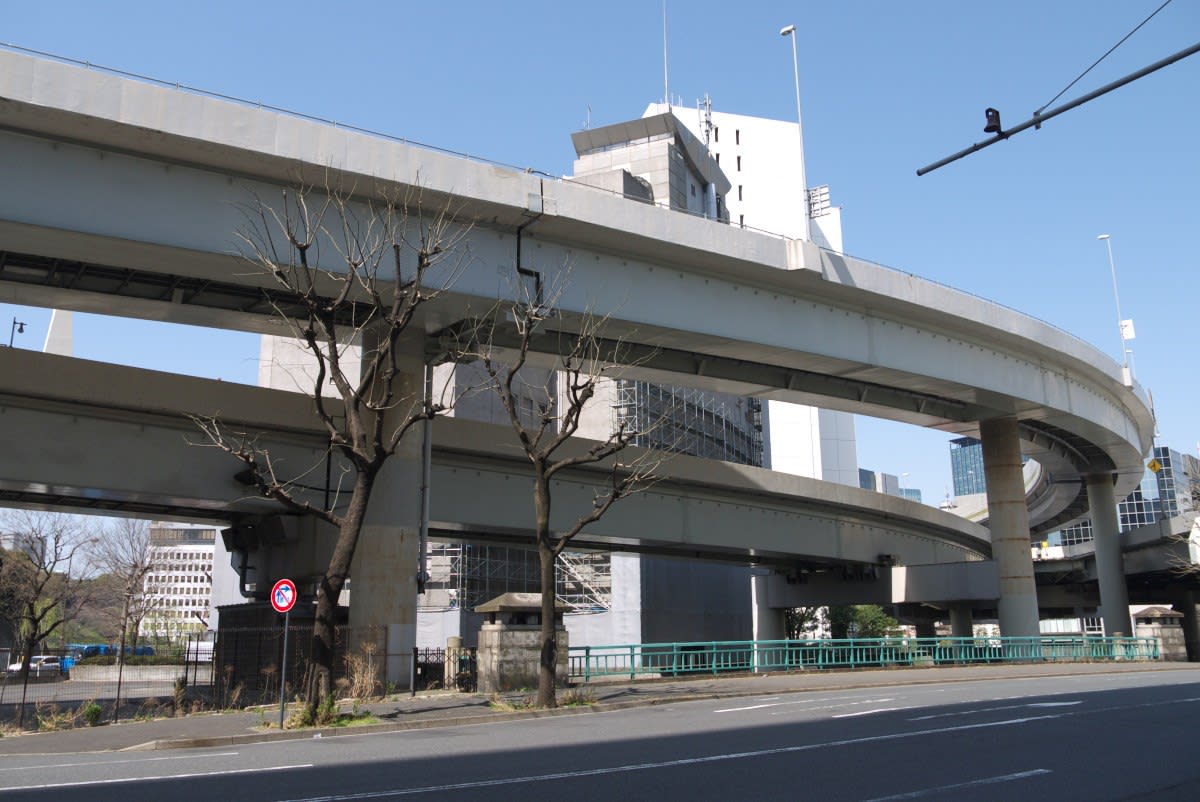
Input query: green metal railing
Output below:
<box><xmin>568</xmin><ymin>636</ymin><xmax>1161</xmax><ymax>682</ymax></box>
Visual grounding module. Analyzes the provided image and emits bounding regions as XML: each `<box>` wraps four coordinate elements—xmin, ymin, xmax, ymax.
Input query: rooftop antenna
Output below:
<box><xmin>699</xmin><ymin>93</ymin><xmax>713</xmax><ymax>146</ymax></box>
<box><xmin>662</xmin><ymin>0</ymin><xmax>669</xmax><ymax>107</ymax></box>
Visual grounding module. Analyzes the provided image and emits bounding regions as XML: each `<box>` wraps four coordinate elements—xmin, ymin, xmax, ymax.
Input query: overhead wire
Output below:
<box><xmin>1035</xmin><ymin>0</ymin><xmax>1175</xmax><ymax>115</ymax></box>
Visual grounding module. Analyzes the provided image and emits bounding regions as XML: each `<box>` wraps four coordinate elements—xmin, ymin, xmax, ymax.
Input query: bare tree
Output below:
<box><xmin>0</xmin><ymin>510</ymin><xmax>97</xmax><ymax>727</ymax></box>
<box><xmin>193</xmin><ymin>183</ymin><xmax>470</xmax><ymax>721</ymax></box>
<box><xmin>89</xmin><ymin>518</ymin><xmax>158</xmax><ymax>667</ymax></box>
<box><xmin>453</xmin><ymin>278</ymin><xmax>663</xmax><ymax>707</ymax></box>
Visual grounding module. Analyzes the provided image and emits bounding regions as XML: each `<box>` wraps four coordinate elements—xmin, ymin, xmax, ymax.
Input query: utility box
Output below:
<box><xmin>475</xmin><ymin>592</ymin><xmax>568</xmax><ymax>693</ymax></box>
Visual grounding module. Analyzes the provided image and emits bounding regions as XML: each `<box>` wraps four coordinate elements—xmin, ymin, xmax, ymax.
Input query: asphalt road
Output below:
<box><xmin>3</xmin><ymin>668</ymin><xmax>1199</xmax><ymax>801</ymax></box>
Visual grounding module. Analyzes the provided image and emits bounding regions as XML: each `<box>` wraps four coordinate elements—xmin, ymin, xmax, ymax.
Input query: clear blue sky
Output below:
<box><xmin>3</xmin><ymin>1</ymin><xmax>1197</xmax><ymax>507</ymax></box>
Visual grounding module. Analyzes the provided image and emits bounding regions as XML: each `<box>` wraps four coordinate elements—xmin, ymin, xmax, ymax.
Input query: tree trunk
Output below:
<box><xmin>304</xmin><ymin>575</ymin><xmax>339</xmax><ymax>721</ymax></box>
<box><xmin>537</xmin><ymin>542</ymin><xmax>558</xmax><ymax>708</ymax></box>
<box><xmin>16</xmin><ymin>631</ymin><xmax>36</xmax><ymax>728</ymax></box>
<box><xmin>303</xmin><ymin>469</ymin><xmax>375</xmax><ymax>723</ymax></box>
<box><xmin>117</xmin><ymin>590</ymin><xmax>132</xmax><ymax>670</ymax></box>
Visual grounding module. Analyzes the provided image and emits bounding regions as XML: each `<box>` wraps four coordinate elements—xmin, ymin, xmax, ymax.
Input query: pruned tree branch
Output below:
<box><xmin>197</xmin><ymin>179</ymin><xmax>473</xmax><ymax>720</ymax></box>
<box><xmin>446</xmin><ymin>265</ymin><xmax>669</xmax><ymax>707</ymax></box>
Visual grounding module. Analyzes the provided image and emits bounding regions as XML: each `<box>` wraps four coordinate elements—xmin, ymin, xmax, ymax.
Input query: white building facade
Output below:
<box><xmin>140</xmin><ymin>522</ymin><xmax>217</xmax><ymax>639</ymax></box>
<box><xmin>644</xmin><ymin>102</ymin><xmax>858</xmax><ymax>489</ymax></box>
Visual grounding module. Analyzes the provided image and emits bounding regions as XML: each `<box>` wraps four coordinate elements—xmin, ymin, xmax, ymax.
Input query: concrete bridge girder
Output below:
<box><xmin>0</xmin><ymin>349</ymin><xmax>991</xmax><ymax>571</ymax></box>
<box><xmin>0</xmin><ymin>126</ymin><xmax>1147</xmax><ymax>529</ymax></box>
<box><xmin>0</xmin><ymin>48</ymin><xmax>1153</xmax><ymax>496</ymax></box>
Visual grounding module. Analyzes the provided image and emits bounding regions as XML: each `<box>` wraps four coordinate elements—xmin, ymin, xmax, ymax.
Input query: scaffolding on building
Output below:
<box><xmin>416</xmin><ymin>381</ymin><xmax>761</xmax><ymax>618</ymax></box>
<box><xmin>613</xmin><ymin>379</ymin><xmax>763</xmax><ymax>467</ymax></box>
<box><xmin>419</xmin><ymin>543</ymin><xmax>612</xmax><ymax>613</ymax></box>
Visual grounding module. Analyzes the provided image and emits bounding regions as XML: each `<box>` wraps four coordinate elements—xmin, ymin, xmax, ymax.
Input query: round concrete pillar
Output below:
<box><xmin>980</xmin><ymin>416</ymin><xmax>1040</xmax><ymax>637</ymax></box>
<box><xmin>1086</xmin><ymin>473</ymin><xmax>1131</xmax><ymax>638</ymax></box>
<box><xmin>950</xmin><ymin>604</ymin><xmax>974</xmax><ymax>638</ymax></box>
<box><xmin>1176</xmin><ymin>590</ymin><xmax>1200</xmax><ymax>662</ymax></box>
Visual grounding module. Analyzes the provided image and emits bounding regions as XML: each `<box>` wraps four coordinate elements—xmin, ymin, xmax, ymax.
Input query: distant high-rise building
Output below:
<box><xmin>950</xmin><ymin>437</ymin><xmax>986</xmax><ymax>496</ymax></box>
<box><xmin>859</xmin><ymin>468</ymin><xmax>876</xmax><ymax>491</ymax></box>
<box><xmin>900</xmin><ymin>488</ymin><xmax>923</xmax><ymax>504</ymax></box>
<box><xmin>1058</xmin><ymin>445</ymin><xmax>1200</xmax><ymax>545</ymax></box>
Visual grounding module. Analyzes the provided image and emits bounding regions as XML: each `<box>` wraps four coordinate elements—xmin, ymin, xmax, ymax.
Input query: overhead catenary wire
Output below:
<box><xmin>1035</xmin><ymin>0</ymin><xmax>1175</xmax><ymax>115</ymax></box>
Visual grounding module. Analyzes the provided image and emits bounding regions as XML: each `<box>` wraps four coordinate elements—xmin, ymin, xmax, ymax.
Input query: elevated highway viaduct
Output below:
<box><xmin>0</xmin><ymin>49</ymin><xmax>1155</xmax><ymax>660</ymax></box>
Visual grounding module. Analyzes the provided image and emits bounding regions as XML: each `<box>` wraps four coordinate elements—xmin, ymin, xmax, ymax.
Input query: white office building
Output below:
<box><xmin>643</xmin><ymin>101</ymin><xmax>858</xmax><ymax>489</ymax></box>
<box><xmin>140</xmin><ymin>522</ymin><xmax>217</xmax><ymax>639</ymax></box>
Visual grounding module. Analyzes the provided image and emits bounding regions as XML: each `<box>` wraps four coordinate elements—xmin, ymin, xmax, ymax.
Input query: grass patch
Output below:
<box><xmin>327</xmin><ymin>712</ymin><xmax>381</xmax><ymax>728</ymax></box>
<box><xmin>560</xmin><ymin>687</ymin><xmax>597</xmax><ymax>707</ymax></box>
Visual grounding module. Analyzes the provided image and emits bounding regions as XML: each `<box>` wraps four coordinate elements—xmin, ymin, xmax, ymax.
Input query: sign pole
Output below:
<box><xmin>269</xmin><ymin>578</ymin><xmax>298</xmax><ymax>730</ymax></box>
<box><xmin>279</xmin><ymin>607</ymin><xmax>290</xmax><ymax>730</ymax></box>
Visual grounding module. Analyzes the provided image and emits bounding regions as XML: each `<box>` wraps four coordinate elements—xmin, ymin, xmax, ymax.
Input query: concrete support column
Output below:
<box><xmin>980</xmin><ymin>416</ymin><xmax>1040</xmax><ymax>637</ymax></box>
<box><xmin>950</xmin><ymin>604</ymin><xmax>974</xmax><ymax>638</ymax></box>
<box><xmin>751</xmin><ymin>573</ymin><xmax>787</xmax><ymax>641</ymax></box>
<box><xmin>751</xmin><ymin>571</ymin><xmax>787</xmax><ymax>672</ymax></box>
<box><xmin>1086</xmin><ymin>473</ymin><xmax>1131</xmax><ymax>638</ymax></box>
<box><xmin>348</xmin><ymin>337</ymin><xmax>423</xmax><ymax>687</ymax></box>
<box><xmin>1175</xmin><ymin>590</ymin><xmax>1200</xmax><ymax>662</ymax></box>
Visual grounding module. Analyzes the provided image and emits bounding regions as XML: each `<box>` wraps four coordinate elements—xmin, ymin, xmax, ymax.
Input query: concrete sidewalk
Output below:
<box><xmin>1</xmin><ymin>661</ymin><xmax>1195</xmax><ymax>756</ymax></box>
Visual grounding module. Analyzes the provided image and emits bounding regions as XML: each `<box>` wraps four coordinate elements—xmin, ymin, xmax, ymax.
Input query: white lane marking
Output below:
<box><xmin>274</xmin><ymin>716</ymin><xmax>1061</xmax><ymax>801</ymax></box>
<box><xmin>0</xmin><ymin>751</ymin><xmax>239</xmax><ymax>772</ymax></box>
<box><xmin>715</xmin><ymin>702</ymin><xmax>778</xmax><ymax>712</ymax></box>
<box><xmin>862</xmin><ymin>769</ymin><xmax>1052</xmax><ymax>801</ymax></box>
<box><xmin>716</xmin><ymin>695</ymin><xmax>894</xmax><ymax>713</ymax></box>
<box><xmin>3</xmin><ymin>763</ymin><xmax>313</xmax><ymax>792</ymax></box>
<box><xmin>911</xmin><ymin>700</ymin><xmax>1082</xmax><ymax>721</ymax></box>
<box><xmin>832</xmin><ymin>707</ymin><xmax>909</xmax><ymax>719</ymax></box>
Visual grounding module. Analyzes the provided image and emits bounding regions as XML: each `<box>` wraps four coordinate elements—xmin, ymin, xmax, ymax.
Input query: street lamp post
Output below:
<box><xmin>1097</xmin><ymin>234</ymin><xmax>1132</xmax><ymax>385</ymax></box>
<box><xmin>780</xmin><ymin>24</ymin><xmax>810</xmax><ymax>242</ymax></box>
<box><xmin>8</xmin><ymin>317</ymin><xmax>26</xmax><ymax>348</ymax></box>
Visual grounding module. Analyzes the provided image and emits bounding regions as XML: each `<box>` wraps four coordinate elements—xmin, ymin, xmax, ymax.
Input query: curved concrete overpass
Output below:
<box><xmin>0</xmin><ymin>49</ymin><xmax>1154</xmax><ymax>538</ymax></box>
<box><xmin>0</xmin><ymin>349</ymin><xmax>989</xmax><ymax>569</ymax></box>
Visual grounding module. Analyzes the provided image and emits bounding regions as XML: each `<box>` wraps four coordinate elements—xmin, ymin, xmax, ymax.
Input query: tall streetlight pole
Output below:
<box><xmin>780</xmin><ymin>24</ymin><xmax>810</xmax><ymax>242</ymax></box>
<box><xmin>8</xmin><ymin>317</ymin><xmax>26</xmax><ymax>348</ymax></box>
<box><xmin>1097</xmin><ymin>234</ymin><xmax>1132</xmax><ymax>385</ymax></box>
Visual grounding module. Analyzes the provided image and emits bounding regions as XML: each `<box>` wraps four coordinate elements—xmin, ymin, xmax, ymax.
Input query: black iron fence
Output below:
<box><xmin>1</xmin><ymin>627</ymin><xmax>479</xmax><ymax>727</ymax></box>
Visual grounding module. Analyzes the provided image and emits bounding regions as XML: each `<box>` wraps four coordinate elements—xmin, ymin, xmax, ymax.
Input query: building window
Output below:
<box><xmin>737</xmin><ymin>185</ymin><xmax>743</xmax><ymax>201</ymax></box>
<box><xmin>739</xmin><ymin>214</ymin><xmax>744</xmax><ymax>228</ymax></box>
<box><xmin>690</xmin><ymin>183</ymin><xmax>696</xmax><ymax>197</ymax></box>
<box><xmin>714</xmin><ymin>127</ymin><xmax>719</xmax><ymax>143</ymax></box>
<box><xmin>735</xmin><ymin>129</ymin><xmax>740</xmax><ymax>145</ymax></box>
<box><xmin>715</xmin><ymin>153</ymin><xmax>720</xmax><ymax>164</ymax></box>
<box><xmin>736</xmin><ymin>156</ymin><xmax>742</xmax><ymax>172</ymax></box>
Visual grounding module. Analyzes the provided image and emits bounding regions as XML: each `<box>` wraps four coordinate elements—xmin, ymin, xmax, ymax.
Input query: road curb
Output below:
<box><xmin>125</xmin><ymin>662</ymin><xmax>1193</xmax><ymax>751</ymax></box>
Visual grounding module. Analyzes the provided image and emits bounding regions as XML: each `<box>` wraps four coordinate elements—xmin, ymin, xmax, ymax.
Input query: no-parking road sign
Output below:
<box><xmin>271</xmin><ymin>578</ymin><xmax>297</xmax><ymax>614</ymax></box>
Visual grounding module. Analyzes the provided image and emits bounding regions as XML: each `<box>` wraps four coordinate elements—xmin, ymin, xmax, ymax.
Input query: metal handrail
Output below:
<box><xmin>569</xmin><ymin>635</ymin><xmax>1160</xmax><ymax>682</ymax></box>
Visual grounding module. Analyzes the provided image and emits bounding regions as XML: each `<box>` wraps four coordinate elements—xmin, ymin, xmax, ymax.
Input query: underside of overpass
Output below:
<box><xmin>0</xmin><ymin>47</ymin><xmax>1160</xmax><ymax>656</ymax></box>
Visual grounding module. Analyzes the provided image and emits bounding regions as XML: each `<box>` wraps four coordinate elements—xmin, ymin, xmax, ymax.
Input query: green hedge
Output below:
<box><xmin>76</xmin><ymin>654</ymin><xmax>185</xmax><ymax>666</ymax></box>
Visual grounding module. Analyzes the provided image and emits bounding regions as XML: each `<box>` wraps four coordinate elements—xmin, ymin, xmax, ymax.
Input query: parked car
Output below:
<box><xmin>6</xmin><ymin>655</ymin><xmax>64</xmax><ymax>677</ymax></box>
